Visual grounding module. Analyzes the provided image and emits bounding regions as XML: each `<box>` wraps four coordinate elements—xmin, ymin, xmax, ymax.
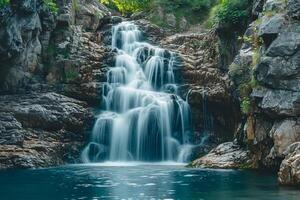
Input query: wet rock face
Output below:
<box><xmin>0</xmin><ymin>0</ymin><xmax>55</xmax><ymax>92</ymax></box>
<box><xmin>0</xmin><ymin>93</ymin><xmax>94</xmax><ymax>169</ymax></box>
<box><xmin>161</xmin><ymin>32</ymin><xmax>239</xmax><ymax>144</ymax></box>
<box><xmin>0</xmin><ymin>0</ymin><xmax>111</xmax><ymax>169</ymax></box>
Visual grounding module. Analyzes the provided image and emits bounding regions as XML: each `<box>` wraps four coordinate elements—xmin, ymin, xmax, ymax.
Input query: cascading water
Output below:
<box><xmin>82</xmin><ymin>21</ymin><xmax>193</xmax><ymax>163</ymax></box>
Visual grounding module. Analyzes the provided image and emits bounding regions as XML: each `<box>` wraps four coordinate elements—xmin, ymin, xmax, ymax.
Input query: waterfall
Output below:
<box><xmin>202</xmin><ymin>89</ymin><xmax>214</xmax><ymax>135</ymax></box>
<box><xmin>82</xmin><ymin>22</ymin><xmax>193</xmax><ymax>163</ymax></box>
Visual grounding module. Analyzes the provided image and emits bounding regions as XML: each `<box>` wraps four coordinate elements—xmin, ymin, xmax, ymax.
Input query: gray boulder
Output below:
<box><xmin>266</xmin><ymin>32</ymin><xmax>300</xmax><ymax>57</ymax></box>
<box><xmin>278</xmin><ymin>142</ymin><xmax>300</xmax><ymax>185</ymax></box>
<box><xmin>258</xmin><ymin>89</ymin><xmax>300</xmax><ymax>116</ymax></box>
<box><xmin>255</xmin><ymin>54</ymin><xmax>300</xmax><ymax>91</ymax></box>
<box><xmin>287</xmin><ymin>0</ymin><xmax>300</xmax><ymax>19</ymax></box>
<box><xmin>258</xmin><ymin>14</ymin><xmax>286</xmax><ymax>37</ymax></box>
<box><xmin>268</xmin><ymin>119</ymin><xmax>300</xmax><ymax>159</ymax></box>
<box><xmin>190</xmin><ymin>142</ymin><xmax>255</xmax><ymax>169</ymax></box>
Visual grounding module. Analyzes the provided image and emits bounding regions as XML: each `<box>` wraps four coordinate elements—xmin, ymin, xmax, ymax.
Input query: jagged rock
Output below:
<box><xmin>264</xmin><ymin>0</ymin><xmax>287</xmax><ymax>12</ymax></box>
<box><xmin>258</xmin><ymin>14</ymin><xmax>286</xmax><ymax>37</ymax></box>
<box><xmin>0</xmin><ymin>0</ymin><xmax>110</xmax><ymax>97</ymax></box>
<box><xmin>10</xmin><ymin>0</ymin><xmax>37</xmax><ymax>14</ymax></box>
<box><xmin>75</xmin><ymin>0</ymin><xmax>109</xmax><ymax>31</ymax></box>
<box><xmin>179</xmin><ymin>17</ymin><xmax>188</xmax><ymax>31</ymax></box>
<box><xmin>166</xmin><ymin>13</ymin><xmax>176</xmax><ymax>28</ymax></box>
<box><xmin>56</xmin><ymin>6</ymin><xmax>75</xmax><ymax>28</ymax></box>
<box><xmin>252</xmin><ymin>116</ymin><xmax>273</xmax><ymax>145</ymax></box>
<box><xmin>63</xmin><ymin>82</ymin><xmax>103</xmax><ymax>105</ymax></box>
<box><xmin>266</xmin><ymin>32</ymin><xmax>300</xmax><ymax>57</ymax></box>
<box><xmin>190</xmin><ymin>142</ymin><xmax>255</xmax><ymax>169</ymax></box>
<box><xmin>0</xmin><ymin>93</ymin><xmax>94</xmax><ymax>169</ymax></box>
<box><xmin>252</xmin><ymin>0</ymin><xmax>266</xmax><ymax>17</ymax></box>
<box><xmin>255</xmin><ymin>54</ymin><xmax>300</xmax><ymax>91</ymax></box>
<box><xmin>287</xmin><ymin>0</ymin><xmax>300</xmax><ymax>19</ymax></box>
<box><xmin>278</xmin><ymin>142</ymin><xmax>300</xmax><ymax>185</ymax></box>
<box><xmin>45</xmin><ymin>0</ymin><xmax>110</xmax><ymax>103</ymax></box>
<box><xmin>135</xmin><ymin>19</ymin><xmax>167</xmax><ymax>43</ymax></box>
<box><xmin>257</xmin><ymin>89</ymin><xmax>300</xmax><ymax>116</ymax></box>
<box><xmin>267</xmin><ymin>119</ymin><xmax>300</xmax><ymax>159</ymax></box>
<box><xmin>229</xmin><ymin>47</ymin><xmax>253</xmax><ymax>86</ymax></box>
<box><xmin>0</xmin><ymin>0</ymin><xmax>46</xmax><ymax>92</ymax></box>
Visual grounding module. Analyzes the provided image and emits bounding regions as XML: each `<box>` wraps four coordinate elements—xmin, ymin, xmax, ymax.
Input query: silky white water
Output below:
<box><xmin>82</xmin><ymin>21</ymin><xmax>193</xmax><ymax>163</ymax></box>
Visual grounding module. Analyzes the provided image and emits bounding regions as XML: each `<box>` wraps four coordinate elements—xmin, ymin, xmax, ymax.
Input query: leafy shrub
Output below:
<box><xmin>151</xmin><ymin>0</ymin><xmax>217</xmax><ymax>24</ymax></box>
<box><xmin>100</xmin><ymin>0</ymin><xmax>151</xmax><ymax>14</ymax></box>
<box><xmin>203</xmin><ymin>4</ymin><xmax>220</xmax><ymax>28</ymax></box>
<box><xmin>216</xmin><ymin>0</ymin><xmax>252</xmax><ymax>30</ymax></box>
<box><xmin>0</xmin><ymin>0</ymin><xmax>9</xmax><ymax>9</ymax></box>
<box><xmin>239</xmin><ymin>81</ymin><xmax>252</xmax><ymax>100</ymax></box>
<box><xmin>238</xmin><ymin>77</ymin><xmax>257</xmax><ymax>115</ymax></box>
<box><xmin>65</xmin><ymin>70</ymin><xmax>79</xmax><ymax>82</ymax></box>
<box><xmin>241</xmin><ymin>97</ymin><xmax>251</xmax><ymax>114</ymax></box>
<box><xmin>44</xmin><ymin>0</ymin><xmax>59</xmax><ymax>15</ymax></box>
<box><xmin>100</xmin><ymin>0</ymin><xmax>218</xmax><ymax>27</ymax></box>
<box><xmin>153</xmin><ymin>0</ymin><xmax>216</xmax><ymax>12</ymax></box>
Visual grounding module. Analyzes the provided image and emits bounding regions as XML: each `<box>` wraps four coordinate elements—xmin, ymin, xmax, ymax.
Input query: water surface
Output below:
<box><xmin>0</xmin><ymin>163</ymin><xmax>299</xmax><ymax>200</ymax></box>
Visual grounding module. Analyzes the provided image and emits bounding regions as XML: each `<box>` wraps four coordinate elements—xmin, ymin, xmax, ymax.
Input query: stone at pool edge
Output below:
<box><xmin>278</xmin><ymin>142</ymin><xmax>300</xmax><ymax>186</ymax></box>
<box><xmin>189</xmin><ymin>142</ymin><xmax>256</xmax><ymax>169</ymax></box>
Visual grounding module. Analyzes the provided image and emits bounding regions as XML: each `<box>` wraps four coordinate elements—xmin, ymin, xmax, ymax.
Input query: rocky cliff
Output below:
<box><xmin>0</xmin><ymin>0</ymin><xmax>111</xmax><ymax>168</ymax></box>
<box><xmin>192</xmin><ymin>0</ymin><xmax>300</xmax><ymax>186</ymax></box>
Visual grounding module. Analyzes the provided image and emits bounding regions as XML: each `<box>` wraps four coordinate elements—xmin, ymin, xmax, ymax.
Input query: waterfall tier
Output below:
<box><xmin>82</xmin><ymin>22</ymin><xmax>193</xmax><ymax>162</ymax></box>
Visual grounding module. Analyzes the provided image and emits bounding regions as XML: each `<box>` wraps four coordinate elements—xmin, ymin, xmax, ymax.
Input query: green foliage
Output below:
<box><xmin>44</xmin><ymin>0</ymin><xmax>59</xmax><ymax>15</ymax></box>
<box><xmin>152</xmin><ymin>0</ymin><xmax>216</xmax><ymax>12</ymax></box>
<box><xmin>239</xmin><ymin>81</ymin><xmax>252</xmax><ymax>100</ymax></box>
<box><xmin>203</xmin><ymin>4</ymin><xmax>219</xmax><ymax>28</ymax></box>
<box><xmin>297</xmin><ymin>25</ymin><xmax>300</xmax><ymax>33</ymax></box>
<box><xmin>47</xmin><ymin>42</ymin><xmax>70</xmax><ymax>59</ymax></box>
<box><xmin>238</xmin><ymin>77</ymin><xmax>258</xmax><ymax>115</ymax></box>
<box><xmin>100</xmin><ymin>0</ymin><xmax>151</xmax><ymax>14</ymax></box>
<box><xmin>0</xmin><ymin>0</ymin><xmax>9</xmax><ymax>9</ymax></box>
<box><xmin>215</xmin><ymin>0</ymin><xmax>252</xmax><ymax>30</ymax></box>
<box><xmin>47</xmin><ymin>43</ymin><xmax>57</xmax><ymax>56</ymax></box>
<box><xmin>152</xmin><ymin>0</ymin><xmax>218</xmax><ymax>25</ymax></box>
<box><xmin>100</xmin><ymin>0</ymin><xmax>219</xmax><ymax>28</ymax></box>
<box><xmin>241</xmin><ymin>97</ymin><xmax>251</xmax><ymax>114</ymax></box>
<box><xmin>252</xmin><ymin>49</ymin><xmax>260</xmax><ymax>68</ymax></box>
<box><xmin>65</xmin><ymin>70</ymin><xmax>79</xmax><ymax>82</ymax></box>
<box><xmin>72</xmin><ymin>0</ymin><xmax>78</xmax><ymax>11</ymax></box>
